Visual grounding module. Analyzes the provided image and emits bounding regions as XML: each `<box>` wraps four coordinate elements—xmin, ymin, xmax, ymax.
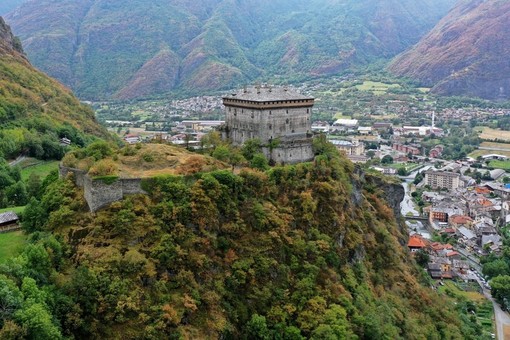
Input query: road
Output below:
<box><xmin>8</xmin><ymin>154</ymin><xmax>25</xmax><ymax>167</ymax></box>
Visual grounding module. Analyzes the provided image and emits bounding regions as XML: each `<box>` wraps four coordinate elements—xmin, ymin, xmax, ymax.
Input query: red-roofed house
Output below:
<box><xmin>449</xmin><ymin>215</ymin><xmax>473</xmax><ymax>228</ymax></box>
<box><xmin>408</xmin><ymin>235</ymin><xmax>428</xmax><ymax>253</ymax></box>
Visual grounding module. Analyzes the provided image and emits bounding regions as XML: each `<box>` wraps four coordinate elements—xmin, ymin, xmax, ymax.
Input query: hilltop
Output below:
<box><xmin>0</xmin><ymin>16</ymin><xmax>111</xmax><ymax>160</ymax></box>
<box><xmin>0</xmin><ymin>140</ymin><xmax>485</xmax><ymax>338</ymax></box>
<box><xmin>389</xmin><ymin>0</ymin><xmax>510</xmax><ymax>101</ymax></box>
<box><xmin>5</xmin><ymin>0</ymin><xmax>456</xmax><ymax>100</ymax></box>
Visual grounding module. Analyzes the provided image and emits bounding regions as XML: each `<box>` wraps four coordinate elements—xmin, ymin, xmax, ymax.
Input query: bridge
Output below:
<box><xmin>403</xmin><ymin>215</ymin><xmax>434</xmax><ymax>233</ymax></box>
<box><xmin>404</xmin><ymin>215</ymin><xmax>429</xmax><ymax>222</ymax></box>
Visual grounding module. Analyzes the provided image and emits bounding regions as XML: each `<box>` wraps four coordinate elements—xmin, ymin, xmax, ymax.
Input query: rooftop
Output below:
<box><xmin>0</xmin><ymin>211</ymin><xmax>19</xmax><ymax>224</ymax></box>
<box><xmin>223</xmin><ymin>86</ymin><xmax>313</xmax><ymax>102</ymax></box>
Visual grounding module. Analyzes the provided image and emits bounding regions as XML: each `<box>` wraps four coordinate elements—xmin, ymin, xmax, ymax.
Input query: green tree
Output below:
<box><xmin>212</xmin><ymin>145</ymin><xmax>230</xmax><ymax>162</ymax></box>
<box><xmin>381</xmin><ymin>155</ymin><xmax>393</xmax><ymax>165</ymax></box>
<box><xmin>246</xmin><ymin>314</ymin><xmax>271</xmax><ymax>340</ymax></box>
<box><xmin>14</xmin><ymin>303</ymin><xmax>62</xmax><ymax>340</ymax></box>
<box><xmin>490</xmin><ymin>275</ymin><xmax>510</xmax><ymax>309</ymax></box>
<box><xmin>242</xmin><ymin>139</ymin><xmax>262</xmax><ymax>161</ymax></box>
<box><xmin>483</xmin><ymin>259</ymin><xmax>510</xmax><ymax>279</ymax></box>
<box><xmin>5</xmin><ymin>182</ymin><xmax>28</xmax><ymax>206</ymax></box>
<box><xmin>250</xmin><ymin>153</ymin><xmax>269</xmax><ymax>171</ymax></box>
<box><xmin>26</xmin><ymin>173</ymin><xmax>42</xmax><ymax>199</ymax></box>
<box><xmin>22</xmin><ymin>198</ymin><xmax>46</xmax><ymax>233</ymax></box>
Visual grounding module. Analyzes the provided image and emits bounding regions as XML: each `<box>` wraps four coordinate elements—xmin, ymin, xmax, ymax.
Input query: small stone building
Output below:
<box><xmin>222</xmin><ymin>86</ymin><xmax>314</xmax><ymax>164</ymax></box>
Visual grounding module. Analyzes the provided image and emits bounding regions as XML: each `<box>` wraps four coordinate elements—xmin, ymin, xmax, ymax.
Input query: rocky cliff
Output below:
<box><xmin>389</xmin><ymin>0</ymin><xmax>510</xmax><ymax>101</ymax></box>
<box><xmin>0</xmin><ymin>16</ymin><xmax>23</xmax><ymax>55</ymax></box>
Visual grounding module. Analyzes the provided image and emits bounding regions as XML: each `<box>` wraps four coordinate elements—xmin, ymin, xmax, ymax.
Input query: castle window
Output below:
<box><xmin>286</xmin><ymin>118</ymin><xmax>289</xmax><ymax>124</ymax></box>
<box><xmin>269</xmin><ymin>124</ymin><xmax>272</xmax><ymax>130</ymax></box>
<box><xmin>269</xmin><ymin>111</ymin><xmax>272</xmax><ymax>115</ymax></box>
<box><xmin>306</xmin><ymin>108</ymin><xmax>309</xmax><ymax>113</ymax></box>
<box><xmin>286</xmin><ymin>110</ymin><xmax>289</xmax><ymax>114</ymax></box>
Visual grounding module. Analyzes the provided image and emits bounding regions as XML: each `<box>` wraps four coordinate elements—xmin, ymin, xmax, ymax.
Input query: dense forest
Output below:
<box><xmin>0</xmin><ymin>139</ymin><xmax>485</xmax><ymax>339</ymax></box>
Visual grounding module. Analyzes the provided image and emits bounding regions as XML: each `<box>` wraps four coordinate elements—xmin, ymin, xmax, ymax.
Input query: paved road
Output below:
<box><xmin>471</xmin><ymin>271</ymin><xmax>510</xmax><ymax>340</ymax></box>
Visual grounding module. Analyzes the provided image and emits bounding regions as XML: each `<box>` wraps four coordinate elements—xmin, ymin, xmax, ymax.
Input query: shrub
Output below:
<box><xmin>88</xmin><ymin>159</ymin><xmax>118</xmax><ymax>176</ymax></box>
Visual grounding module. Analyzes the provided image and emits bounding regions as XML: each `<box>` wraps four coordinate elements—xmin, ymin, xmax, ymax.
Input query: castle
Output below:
<box><xmin>222</xmin><ymin>86</ymin><xmax>315</xmax><ymax>164</ymax></box>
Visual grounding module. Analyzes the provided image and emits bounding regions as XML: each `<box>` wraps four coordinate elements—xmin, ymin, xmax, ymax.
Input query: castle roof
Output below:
<box><xmin>223</xmin><ymin>86</ymin><xmax>313</xmax><ymax>103</ymax></box>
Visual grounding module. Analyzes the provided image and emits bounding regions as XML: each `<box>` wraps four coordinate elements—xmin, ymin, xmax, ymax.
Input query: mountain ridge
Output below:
<box><xmin>6</xmin><ymin>0</ymin><xmax>456</xmax><ymax>100</ymax></box>
<box><xmin>389</xmin><ymin>0</ymin><xmax>510</xmax><ymax>100</ymax></box>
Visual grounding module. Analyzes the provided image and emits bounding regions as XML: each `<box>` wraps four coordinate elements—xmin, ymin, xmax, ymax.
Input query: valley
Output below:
<box><xmin>1</xmin><ymin>0</ymin><xmax>510</xmax><ymax>338</ymax></box>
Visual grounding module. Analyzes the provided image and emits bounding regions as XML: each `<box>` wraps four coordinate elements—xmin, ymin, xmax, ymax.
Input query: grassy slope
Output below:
<box><xmin>0</xmin><ymin>231</ymin><xmax>26</xmax><ymax>262</ymax></box>
<box><xmin>20</xmin><ymin>159</ymin><xmax>59</xmax><ymax>181</ymax></box>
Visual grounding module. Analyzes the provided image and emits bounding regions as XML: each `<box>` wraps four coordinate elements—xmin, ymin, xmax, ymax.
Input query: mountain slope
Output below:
<box><xmin>389</xmin><ymin>0</ymin><xmax>510</xmax><ymax>100</ymax></box>
<box><xmin>6</xmin><ymin>0</ymin><xmax>456</xmax><ymax>100</ymax></box>
<box><xmin>0</xmin><ymin>16</ymin><xmax>111</xmax><ymax>160</ymax></box>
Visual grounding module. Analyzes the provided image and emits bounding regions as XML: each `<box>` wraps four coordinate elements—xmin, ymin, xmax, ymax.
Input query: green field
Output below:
<box><xmin>20</xmin><ymin>159</ymin><xmax>59</xmax><ymax>181</ymax></box>
<box><xmin>355</xmin><ymin>81</ymin><xmax>401</xmax><ymax>94</ymax></box>
<box><xmin>0</xmin><ymin>231</ymin><xmax>26</xmax><ymax>262</ymax></box>
<box><xmin>0</xmin><ymin>206</ymin><xmax>25</xmax><ymax>215</ymax></box>
<box><xmin>489</xmin><ymin>160</ymin><xmax>510</xmax><ymax>171</ymax></box>
<box><xmin>388</xmin><ymin>162</ymin><xmax>422</xmax><ymax>172</ymax></box>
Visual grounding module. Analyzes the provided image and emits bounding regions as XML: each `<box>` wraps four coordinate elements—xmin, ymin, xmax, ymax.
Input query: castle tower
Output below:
<box><xmin>222</xmin><ymin>86</ymin><xmax>314</xmax><ymax>164</ymax></box>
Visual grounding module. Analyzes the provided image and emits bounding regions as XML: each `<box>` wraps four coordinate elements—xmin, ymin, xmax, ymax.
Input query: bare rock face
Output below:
<box><xmin>389</xmin><ymin>0</ymin><xmax>510</xmax><ymax>101</ymax></box>
<box><xmin>0</xmin><ymin>16</ymin><xmax>23</xmax><ymax>55</ymax></box>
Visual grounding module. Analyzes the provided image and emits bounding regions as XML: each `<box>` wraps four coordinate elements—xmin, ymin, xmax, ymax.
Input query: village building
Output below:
<box><xmin>222</xmin><ymin>86</ymin><xmax>314</xmax><ymax>164</ymax></box>
<box><xmin>424</xmin><ymin>170</ymin><xmax>461</xmax><ymax>190</ymax></box>
<box><xmin>331</xmin><ymin>140</ymin><xmax>365</xmax><ymax>156</ymax></box>
<box><xmin>311</xmin><ymin>121</ymin><xmax>331</xmax><ymax>133</ymax></box>
<box><xmin>0</xmin><ymin>211</ymin><xmax>20</xmax><ymax>232</ymax></box>
<box><xmin>124</xmin><ymin>134</ymin><xmax>141</xmax><ymax>144</ymax></box>
<box><xmin>392</xmin><ymin>143</ymin><xmax>420</xmax><ymax>155</ymax></box>
<box><xmin>407</xmin><ymin>234</ymin><xmax>428</xmax><ymax>253</ymax></box>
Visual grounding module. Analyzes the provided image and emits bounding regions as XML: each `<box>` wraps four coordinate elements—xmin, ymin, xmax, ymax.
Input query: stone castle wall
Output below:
<box><xmin>59</xmin><ymin>165</ymin><xmax>146</xmax><ymax>212</ymax></box>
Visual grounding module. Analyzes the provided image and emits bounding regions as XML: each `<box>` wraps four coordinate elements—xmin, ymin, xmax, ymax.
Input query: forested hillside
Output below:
<box><xmin>0</xmin><ymin>140</ymin><xmax>484</xmax><ymax>338</ymax></box>
<box><xmin>389</xmin><ymin>0</ymin><xmax>510</xmax><ymax>100</ymax></box>
<box><xmin>0</xmin><ymin>16</ymin><xmax>111</xmax><ymax>160</ymax></box>
<box><xmin>5</xmin><ymin>0</ymin><xmax>456</xmax><ymax>100</ymax></box>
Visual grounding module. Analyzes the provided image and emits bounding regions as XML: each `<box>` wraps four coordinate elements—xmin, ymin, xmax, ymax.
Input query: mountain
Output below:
<box><xmin>5</xmin><ymin>0</ymin><xmax>456</xmax><ymax>100</ymax></box>
<box><xmin>0</xmin><ymin>140</ymin><xmax>481</xmax><ymax>338</ymax></box>
<box><xmin>389</xmin><ymin>0</ymin><xmax>510</xmax><ymax>101</ymax></box>
<box><xmin>0</xmin><ymin>0</ymin><xmax>26</xmax><ymax>15</ymax></box>
<box><xmin>0</xmin><ymin>16</ymin><xmax>111</xmax><ymax>160</ymax></box>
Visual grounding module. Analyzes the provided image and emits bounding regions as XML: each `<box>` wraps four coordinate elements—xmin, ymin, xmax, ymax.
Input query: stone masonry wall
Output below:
<box><xmin>83</xmin><ymin>176</ymin><xmax>123</xmax><ymax>212</ymax></box>
<box><xmin>59</xmin><ymin>165</ymin><xmax>146</xmax><ymax>212</ymax></box>
<box><xmin>59</xmin><ymin>165</ymin><xmax>87</xmax><ymax>187</ymax></box>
